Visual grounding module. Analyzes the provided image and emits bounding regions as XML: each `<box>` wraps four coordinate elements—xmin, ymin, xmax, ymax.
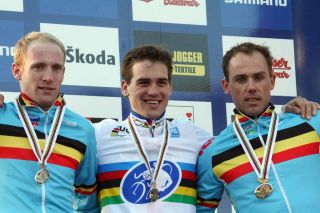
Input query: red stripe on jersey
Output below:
<box><xmin>0</xmin><ymin>147</ymin><xmax>79</xmax><ymax>170</ymax></box>
<box><xmin>182</xmin><ymin>170</ymin><xmax>196</xmax><ymax>181</ymax></box>
<box><xmin>220</xmin><ymin>142</ymin><xmax>319</xmax><ymax>184</ymax></box>
<box><xmin>98</xmin><ymin>170</ymin><xmax>127</xmax><ymax>182</ymax></box>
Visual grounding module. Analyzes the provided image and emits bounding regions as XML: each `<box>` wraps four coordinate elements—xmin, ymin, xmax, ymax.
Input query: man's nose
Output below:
<box><xmin>148</xmin><ymin>83</ymin><xmax>160</xmax><ymax>95</ymax></box>
<box><xmin>247</xmin><ymin>79</ymin><xmax>257</xmax><ymax>92</ymax></box>
<box><xmin>42</xmin><ymin>69</ymin><xmax>54</xmax><ymax>82</ymax></box>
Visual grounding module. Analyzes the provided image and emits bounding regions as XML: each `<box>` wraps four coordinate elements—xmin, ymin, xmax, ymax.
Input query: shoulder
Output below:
<box><xmin>94</xmin><ymin>118</ymin><xmax>119</xmax><ymax>132</ymax></box>
<box><xmin>169</xmin><ymin>118</ymin><xmax>192</xmax><ymax>126</ymax></box>
<box><xmin>64</xmin><ymin>108</ymin><xmax>93</xmax><ymax>128</ymax></box>
<box><xmin>0</xmin><ymin>102</ymin><xmax>18</xmax><ymax>123</ymax></box>
<box><xmin>170</xmin><ymin>118</ymin><xmax>213</xmax><ymax>146</ymax></box>
<box><xmin>94</xmin><ymin>118</ymin><xmax>123</xmax><ymax>141</ymax></box>
<box><xmin>198</xmin><ymin>123</ymin><xmax>234</xmax><ymax>158</ymax></box>
<box><xmin>170</xmin><ymin>118</ymin><xmax>207</xmax><ymax>132</ymax></box>
<box><xmin>280</xmin><ymin>112</ymin><xmax>310</xmax><ymax>127</ymax></box>
<box><xmin>281</xmin><ymin>111</ymin><xmax>320</xmax><ymax>133</ymax></box>
<box><xmin>170</xmin><ymin>119</ymin><xmax>212</xmax><ymax>136</ymax></box>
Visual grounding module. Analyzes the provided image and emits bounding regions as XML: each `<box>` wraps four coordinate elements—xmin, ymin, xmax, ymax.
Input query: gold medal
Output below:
<box><xmin>35</xmin><ymin>168</ymin><xmax>49</xmax><ymax>184</ymax></box>
<box><xmin>254</xmin><ymin>178</ymin><xmax>272</xmax><ymax>199</ymax></box>
<box><xmin>233</xmin><ymin>111</ymin><xmax>278</xmax><ymax>200</ymax></box>
<box><xmin>149</xmin><ymin>182</ymin><xmax>159</xmax><ymax>202</ymax></box>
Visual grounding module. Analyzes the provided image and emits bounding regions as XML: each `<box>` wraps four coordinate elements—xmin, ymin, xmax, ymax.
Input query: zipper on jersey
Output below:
<box><xmin>41</xmin><ymin>111</ymin><xmax>49</xmax><ymax>213</ymax></box>
<box><xmin>148</xmin><ymin>121</ymin><xmax>156</xmax><ymax>138</ymax></box>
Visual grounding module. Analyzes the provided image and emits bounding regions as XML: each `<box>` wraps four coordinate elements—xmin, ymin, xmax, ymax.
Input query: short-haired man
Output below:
<box><xmin>197</xmin><ymin>42</ymin><xmax>320</xmax><ymax>213</ymax></box>
<box><xmin>94</xmin><ymin>45</ymin><xmax>213</xmax><ymax>212</ymax></box>
<box><xmin>0</xmin><ymin>32</ymin><xmax>98</xmax><ymax>212</ymax></box>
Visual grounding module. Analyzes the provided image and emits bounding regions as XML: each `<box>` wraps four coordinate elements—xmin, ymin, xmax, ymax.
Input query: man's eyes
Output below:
<box><xmin>234</xmin><ymin>74</ymin><xmax>265</xmax><ymax>83</ymax></box>
<box><xmin>235</xmin><ymin>76</ymin><xmax>246</xmax><ymax>83</ymax></box>
<box><xmin>254</xmin><ymin>74</ymin><xmax>265</xmax><ymax>81</ymax></box>
<box><xmin>137</xmin><ymin>81</ymin><xmax>149</xmax><ymax>86</ymax></box>
<box><xmin>34</xmin><ymin>64</ymin><xmax>45</xmax><ymax>70</ymax></box>
<box><xmin>158</xmin><ymin>81</ymin><xmax>169</xmax><ymax>86</ymax></box>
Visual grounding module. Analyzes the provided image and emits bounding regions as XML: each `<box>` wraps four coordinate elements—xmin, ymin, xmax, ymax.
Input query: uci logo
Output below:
<box><xmin>120</xmin><ymin>160</ymin><xmax>181</xmax><ymax>204</ymax></box>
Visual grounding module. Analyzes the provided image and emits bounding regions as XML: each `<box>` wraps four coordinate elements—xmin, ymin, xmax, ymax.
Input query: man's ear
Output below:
<box><xmin>168</xmin><ymin>81</ymin><xmax>173</xmax><ymax>97</ymax></box>
<box><xmin>121</xmin><ymin>80</ymin><xmax>129</xmax><ymax>97</ymax></box>
<box><xmin>12</xmin><ymin>63</ymin><xmax>22</xmax><ymax>80</ymax></box>
<box><xmin>270</xmin><ymin>73</ymin><xmax>276</xmax><ymax>90</ymax></box>
<box><xmin>221</xmin><ymin>78</ymin><xmax>230</xmax><ymax>94</ymax></box>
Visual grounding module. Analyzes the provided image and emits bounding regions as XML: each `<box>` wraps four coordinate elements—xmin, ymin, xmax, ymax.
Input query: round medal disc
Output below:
<box><xmin>254</xmin><ymin>183</ymin><xmax>273</xmax><ymax>199</ymax></box>
<box><xmin>35</xmin><ymin>168</ymin><xmax>49</xmax><ymax>184</ymax></box>
<box><xmin>150</xmin><ymin>188</ymin><xmax>159</xmax><ymax>202</ymax></box>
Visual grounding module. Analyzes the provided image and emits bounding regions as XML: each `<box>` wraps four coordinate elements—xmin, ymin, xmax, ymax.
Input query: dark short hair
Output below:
<box><xmin>222</xmin><ymin>42</ymin><xmax>273</xmax><ymax>81</ymax></box>
<box><xmin>121</xmin><ymin>45</ymin><xmax>173</xmax><ymax>84</ymax></box>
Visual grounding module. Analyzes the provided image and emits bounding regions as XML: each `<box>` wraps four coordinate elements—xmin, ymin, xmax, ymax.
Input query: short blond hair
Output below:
<box><xmin>14</xmin><ymin>31</ymin><xmax>66</xmax><ymax>66</ymax></box>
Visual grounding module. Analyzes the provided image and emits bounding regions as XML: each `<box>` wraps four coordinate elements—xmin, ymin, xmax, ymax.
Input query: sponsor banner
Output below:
<box><xmin>226</xmin><ymin>102</ymin><xmax>282</xmax><ymax>125</ymax></box>
<box><xmin>222</xmin><ymin>36</ymin><xmax>297</xmax><ymax>97</ymax></box>
<box><xmin>0</xmin><ymin>21</ymin><xmax>24</xmax><ymax>84</ymax></box>
<box><xmin>40</xmin><ymin>23</ymin><xmax>120</xmax><ymax>88</ymax></box>
<box><xmin>135</xmin><ymin>31</ymin><xmax>210</xmax><ymax>92</ymax></box>
<box><xmin>0</xmin><ymin>0</ymin><xmax>23</xmax><ymax>12</ymax></box>
<box><xmin>220</xmin><ymin>0</ymin><xmax>292</xmax><ymax>30</ymax></box>
<box><xmin>64</xmin><ymin>94</ymin><xmax>122</xmax><ymax>122</ymax></box>
<box><xmin>39</xmin><ymin>0</ymin><xmax>117</xmax><ymax>19</ymax></box>
<box><xmin>167</xmin><ymin>100</ymin><xmax>213</xmax><ymax>134</ymax></box>
<box><xmin>132</xmin><ymin>0</ymin><xmax>207</xmax><ymax>25</ymax></box>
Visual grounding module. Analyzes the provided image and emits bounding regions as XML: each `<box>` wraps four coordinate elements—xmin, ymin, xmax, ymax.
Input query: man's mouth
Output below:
<box><xmin>39</xmin><ymin>87</ymin><xmax>54</xmax><ymax>91</ymax></box>
<box><xmin>146</xmin><ymin>100</ymin><xmax>160</xmax><ymax>104</ymax></box>
<box><xmin>246</xmin><ymin>97</ymin><xmax>260</xmax><ymax>102</ymax></box>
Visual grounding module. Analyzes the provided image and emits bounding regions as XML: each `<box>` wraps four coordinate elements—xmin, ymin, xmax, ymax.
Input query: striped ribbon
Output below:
<box><xmin>14</xmin><ymin>98</ymin><xmax>66</xmax><ymax>169</ymax></box>
<box><xmin>127</xmin><ymin>114</ymin><xmax>170</xmax><ymax>191</ymax></box>
<box><xmin>233</xmin><ymin>110</ymin><xmax>278</xmax><ymax>181</ymax></box>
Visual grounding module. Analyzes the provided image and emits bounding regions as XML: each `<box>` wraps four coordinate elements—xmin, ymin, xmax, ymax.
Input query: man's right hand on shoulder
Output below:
<box><xmin>0</xmin><ymin>94</ymin><xmax>4</xmax><ymax>107</ymax></box>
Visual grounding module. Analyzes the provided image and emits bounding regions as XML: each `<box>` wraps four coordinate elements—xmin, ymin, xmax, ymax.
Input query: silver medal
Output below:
<box><xmin>35</xmin><ymin>168</ymin><xmax>49</xmax><ymax>184</ymax></box>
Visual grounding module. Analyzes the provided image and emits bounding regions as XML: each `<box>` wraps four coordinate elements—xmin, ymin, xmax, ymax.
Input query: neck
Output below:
<box><xmin>19</xmin><ymin>92</ymin><xmax>63</xmax><ymax>112</ymax></box>
<box><xmin>237</xmin><ymin>104</ymin><xmax>272</xmax><ymax>121</ymax></box>
<box><xmin>131</xmin><ymin>111</ymin><xmax>165</xmax><ymax>122</ymax></box>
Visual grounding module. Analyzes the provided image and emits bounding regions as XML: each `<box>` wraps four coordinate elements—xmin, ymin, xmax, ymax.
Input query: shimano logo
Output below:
<box><xmin>0</xmin><ymin>45</ymin><xmax>14</xmax><ymax>56</ymax></box>
<box><xmin>224</xmin><ymin>0</ymin><xmax>287</xmax><ymax>7</ymax></box>
<box><xmin>66</xmin><ymin>46</ymin><xmax>116</xmax><ymax>65</ymax></box>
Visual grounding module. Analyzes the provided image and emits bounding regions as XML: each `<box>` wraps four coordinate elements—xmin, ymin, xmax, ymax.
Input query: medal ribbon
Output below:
<box><xmin>233</xmin><ymin>111</ymin><xmax>278</xmax><ymax>180</ymax></box>
<box><xmin>127</xmin><ymin>114</ymin><xmax>170</xmax><ymax>187</ymax></box>
<box><xmin>14</xmin><ymin>98</ymin><xmax>66</xmax><ymax>167</ymax></box>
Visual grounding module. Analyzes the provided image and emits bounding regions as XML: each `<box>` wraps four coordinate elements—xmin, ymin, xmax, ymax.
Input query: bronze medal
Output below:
<box><xmin>35</xmin><ymin>168</ymin><xmax>49</xmax><ymax>184</ymax></box>
<box><xmin>254</xmin><ymin>183</ymin><xmax>273</xmax><ymax>199</ymax></box>
<box><xmin>149</xmin><ymin>182</ymin><xmax>159</xmax><ymax>202</ymax></box>
<box><xmin>150</xmin><ymin>187</ymin><xmax>159</xmax><ymax>202</ymax></box>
